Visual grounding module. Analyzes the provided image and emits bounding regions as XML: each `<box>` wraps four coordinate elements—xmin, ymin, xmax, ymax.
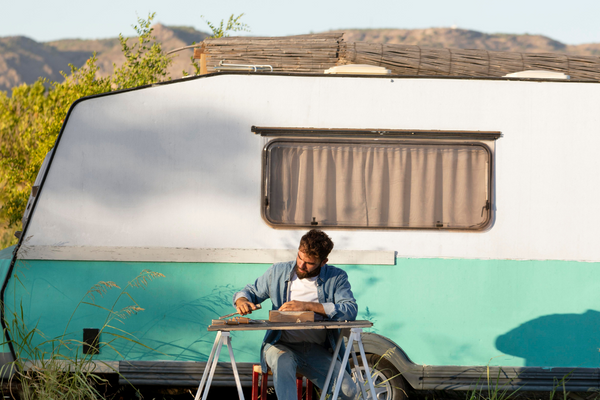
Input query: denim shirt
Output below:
<box><xmin>232</xmin><ymin>260</ymin><xmax>358</xmax><ymax>372</ymax></box>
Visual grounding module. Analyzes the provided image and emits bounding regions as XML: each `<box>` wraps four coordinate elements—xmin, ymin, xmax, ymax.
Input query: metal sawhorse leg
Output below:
<box><xmin>320</xmin><ymin>328</ymin><xmax>377</xmax><ymax>400</ymax></box>
<box><xmin>195</xmin><ymin>331</ymin><xmax>245</xmax><ymax>400</ymax></box>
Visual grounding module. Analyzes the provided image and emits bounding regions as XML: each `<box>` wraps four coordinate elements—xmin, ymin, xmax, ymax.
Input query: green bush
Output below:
<box><xmin>0</xmin><ymin>14</ymin><xmax>168</xmax><ymax>250</ymax></box>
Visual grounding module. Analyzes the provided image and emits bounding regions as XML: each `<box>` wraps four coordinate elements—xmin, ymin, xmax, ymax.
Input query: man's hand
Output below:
<box><xmin>235</xmin><ymin>297</ymin><xmax>259</xmax><ymax>316</ymax></box>
<box><xmin>279</xmin><ymin>301</ymin><xmax>326</xmax><ymax>316</ymax></box>
<box><xmin>279</xmin><ymin>300</ymin><xmax>309</xmax><ymax>311</ymax></box>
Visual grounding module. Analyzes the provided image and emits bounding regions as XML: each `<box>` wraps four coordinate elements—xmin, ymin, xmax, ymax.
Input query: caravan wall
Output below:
<box><xmin>4</xmin><ymin>73</ymin><xmax>600</xmax><ymax>390</ymax></box>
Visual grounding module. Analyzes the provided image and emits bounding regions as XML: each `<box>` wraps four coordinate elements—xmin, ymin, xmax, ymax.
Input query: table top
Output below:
<box><xmin>207</xmin><ymin>320</ymin><xmax>373</xmax><ymax>332</ymax></box>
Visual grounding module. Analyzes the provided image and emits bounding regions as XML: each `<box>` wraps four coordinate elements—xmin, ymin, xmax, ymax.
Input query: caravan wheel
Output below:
<box><xmin>351</xmin><ymin>353</ymin><xmax>408</xmax><ymax>400</ymax></box>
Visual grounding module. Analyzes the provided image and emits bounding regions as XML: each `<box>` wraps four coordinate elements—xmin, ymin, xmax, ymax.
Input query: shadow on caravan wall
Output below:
<box><xmin>47</xmin><ymin>109</ymin><xmax>255</xmax><ymax>216</ymax></box>
<box><xmin>496</xmin><ymin>310</ymin><xmax>600</xmax><ymax>367</ymax></box>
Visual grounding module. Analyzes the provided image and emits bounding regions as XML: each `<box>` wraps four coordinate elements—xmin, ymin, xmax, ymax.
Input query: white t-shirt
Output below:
<box><xmin>280</xmin><ymin>273</ymin><xmax>327</xmax><ymax>344</ymax></box>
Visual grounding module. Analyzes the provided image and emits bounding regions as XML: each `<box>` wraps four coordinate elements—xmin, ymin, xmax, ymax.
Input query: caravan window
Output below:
<box><xmin>263</xmin><ymin>139</ymin><xmax>491</xmax><ymax>230</ymax></box>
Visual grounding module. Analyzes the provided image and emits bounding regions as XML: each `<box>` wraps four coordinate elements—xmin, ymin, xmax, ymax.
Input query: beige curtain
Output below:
<box><xmin>267</xmin><ymin>142</ymin><xmax>489</xmax><ymax>229</ymax></box>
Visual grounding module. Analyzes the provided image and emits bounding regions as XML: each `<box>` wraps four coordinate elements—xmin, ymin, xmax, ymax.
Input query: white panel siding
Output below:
<box><xmin>23</xmin><ymin>74</ymin><xmax>600</xmax><ymax>262</ymax></box>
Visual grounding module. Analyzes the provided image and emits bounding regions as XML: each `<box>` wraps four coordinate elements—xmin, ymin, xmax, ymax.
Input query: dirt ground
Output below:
<box><xmin>117</xmin><ymin>385</ymin><xmax>600</xmax><ymax>400</ymax></box>
<box><xmin>4</xmin><ymin>380</ymin><xmax>599</xmax><ymax>400</ymax></box>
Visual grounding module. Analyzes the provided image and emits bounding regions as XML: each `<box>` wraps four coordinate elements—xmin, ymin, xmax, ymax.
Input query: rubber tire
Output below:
<box><xmin>350</xmin><ymin>353</ymin><xmax>409</xmax><ymax>400</ymax></box>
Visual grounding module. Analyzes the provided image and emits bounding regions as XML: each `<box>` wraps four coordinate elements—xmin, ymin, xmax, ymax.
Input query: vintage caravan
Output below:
<box><xmin>1</xmin><ymin>70</ymin><xmax>600</xmax><ymax>399</ymax></box>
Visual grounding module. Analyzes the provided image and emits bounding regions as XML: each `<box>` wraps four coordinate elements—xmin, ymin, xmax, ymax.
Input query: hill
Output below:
<box><xmin>0</xmin><ymin>24</ymin><xmax>209</xmax><ymax>93</ymax></box>
<box><xmin>339</xmin><ymin>28</ymin><xmax>600</xmax><ymax>56</ymax></box>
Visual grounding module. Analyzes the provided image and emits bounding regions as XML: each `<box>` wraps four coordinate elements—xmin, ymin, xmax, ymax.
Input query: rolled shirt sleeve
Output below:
<box><xmin>232</xmin><ymin>265</ymin><xmax>274</xmax><ymax>307</ymax></box>
<box><xmin>321</xmin><ymin>270</ymin><xmax>357</xmax><ymax>321</ymax></box>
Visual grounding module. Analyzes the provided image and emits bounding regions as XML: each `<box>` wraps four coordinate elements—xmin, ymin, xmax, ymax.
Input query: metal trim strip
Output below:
<box><xmin>118</xmin><ymin>361</ymin><xmax>254</xmax><ymax>387</ymax></box>
<box><xmin>252</xmin><ymin>126</ymin><xmax>502</xmax><ymax>140</ymax></box>
<box><xmin>116</xmin><ymin>359</ymin><xmax>600</xmax><ymax>391</ymax></box>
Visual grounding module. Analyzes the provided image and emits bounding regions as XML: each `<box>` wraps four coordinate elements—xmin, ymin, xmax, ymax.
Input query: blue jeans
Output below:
<box><xmin>264</xmin><ymin>342</ymin><xmax>358</xmax><ymax>400</ymax></box>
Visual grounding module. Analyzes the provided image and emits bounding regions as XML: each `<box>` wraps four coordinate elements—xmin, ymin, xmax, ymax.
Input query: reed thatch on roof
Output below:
<box><xmin>196</xmin><ymin>33</ymin><xmax>600</xmax><ymax>81</ymax></box>
<box><xmin>200</xmin><ymin>33</ymin><xmax>343</xmax><ymax>73</ymax></box>
<box><xmin>339</xmin><ymin>42</ymin><xmax>600</xmax><ymax>80</ymax></box>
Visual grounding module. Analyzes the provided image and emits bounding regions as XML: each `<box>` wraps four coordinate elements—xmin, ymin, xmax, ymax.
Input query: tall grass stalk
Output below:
<box><xmin>465</xmin><ymin>363</ymin><xmax>578</xmax><ymax>400</ymax></box>
<box><xmin>548</xmin><ymin>372</ymin><xmax>573</xmax><ymax>400</ymax></box>
<box><xmin>1</xmin><ymin>269</ymin><xmax>164</xmax><ymax>400</ymax></box>
<box><xmin>465</xmin><ymin>364</ymin><xmax>519</xmax><ymax>400</ymax></box>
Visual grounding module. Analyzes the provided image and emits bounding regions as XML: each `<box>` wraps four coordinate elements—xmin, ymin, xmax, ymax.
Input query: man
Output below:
<box><xmin>233</xmin><ymin>229</ymin><xmax>358</xmax><ymax>400</ymax></box>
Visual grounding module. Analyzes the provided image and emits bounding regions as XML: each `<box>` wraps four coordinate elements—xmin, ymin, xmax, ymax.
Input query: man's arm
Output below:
<box><xmin>232</xmin><ymin>266</ymin><xmax>274</xmax><ymax>315</ymax></box>
<box><xmin>324</xmin><ymin>270</ymin><xmax>357</xmax><ymax>321</ymax></box>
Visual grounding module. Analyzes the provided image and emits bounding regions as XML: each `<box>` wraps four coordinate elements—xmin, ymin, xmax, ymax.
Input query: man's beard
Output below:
<box><xmin>295</xmin><ymin>264</ymin><xmax>321</xmax><ymax>279</ymax></box>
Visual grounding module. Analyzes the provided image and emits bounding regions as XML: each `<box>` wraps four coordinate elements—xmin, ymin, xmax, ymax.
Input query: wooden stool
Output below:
<box><xmin>251</xmin><ymin>365</ymin><xmax>313</xmax><ymax>400</ymax></box>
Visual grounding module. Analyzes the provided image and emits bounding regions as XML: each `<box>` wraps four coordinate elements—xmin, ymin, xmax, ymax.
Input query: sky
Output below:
<box><xmin>1</xmin><ymin>0</ymin><xmax>600</xmax><ymax>45</ymax></box>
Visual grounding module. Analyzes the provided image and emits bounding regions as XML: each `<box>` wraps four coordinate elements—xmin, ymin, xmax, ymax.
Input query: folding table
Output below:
<box><xmin>194</xmin><ymin>320</ymin><xmax>376</xmax><ymax>400</ymax></box>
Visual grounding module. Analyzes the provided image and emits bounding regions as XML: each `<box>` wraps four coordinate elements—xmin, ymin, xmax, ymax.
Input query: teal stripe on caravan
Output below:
<box><xmin>0</xmin><ymin>245</ymin><xmax>16</xmax><ymax>366</ymax></box>
<box><xmin>4</xmin><ymin>257</ymin><xmax>600</xmax><ymax>369</ymax></box>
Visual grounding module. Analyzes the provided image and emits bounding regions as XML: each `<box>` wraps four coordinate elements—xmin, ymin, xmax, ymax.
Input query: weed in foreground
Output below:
<box><xmin>1</xmin><ymin>269</ymin><xmax>165</xmax><ymax>400</ymax></box>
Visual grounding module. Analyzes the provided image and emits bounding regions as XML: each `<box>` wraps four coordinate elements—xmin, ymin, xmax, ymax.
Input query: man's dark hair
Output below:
<box><xmin>299</xmin><ymin>229</ymin><xmax>334</xmax><ymax>261</ymax></box>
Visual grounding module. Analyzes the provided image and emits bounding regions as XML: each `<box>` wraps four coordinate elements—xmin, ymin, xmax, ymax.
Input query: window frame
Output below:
<box><xmin>261</xmin><ymin>135</ymin><xmax>495</xmax><ymax>231</ymax></box>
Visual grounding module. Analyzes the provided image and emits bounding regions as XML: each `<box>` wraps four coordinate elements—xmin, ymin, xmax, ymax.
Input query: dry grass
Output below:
<box><xmin>1</xmin><ymin>269</ymin><xmax>165</xmax><ymax>400</ymax></box>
